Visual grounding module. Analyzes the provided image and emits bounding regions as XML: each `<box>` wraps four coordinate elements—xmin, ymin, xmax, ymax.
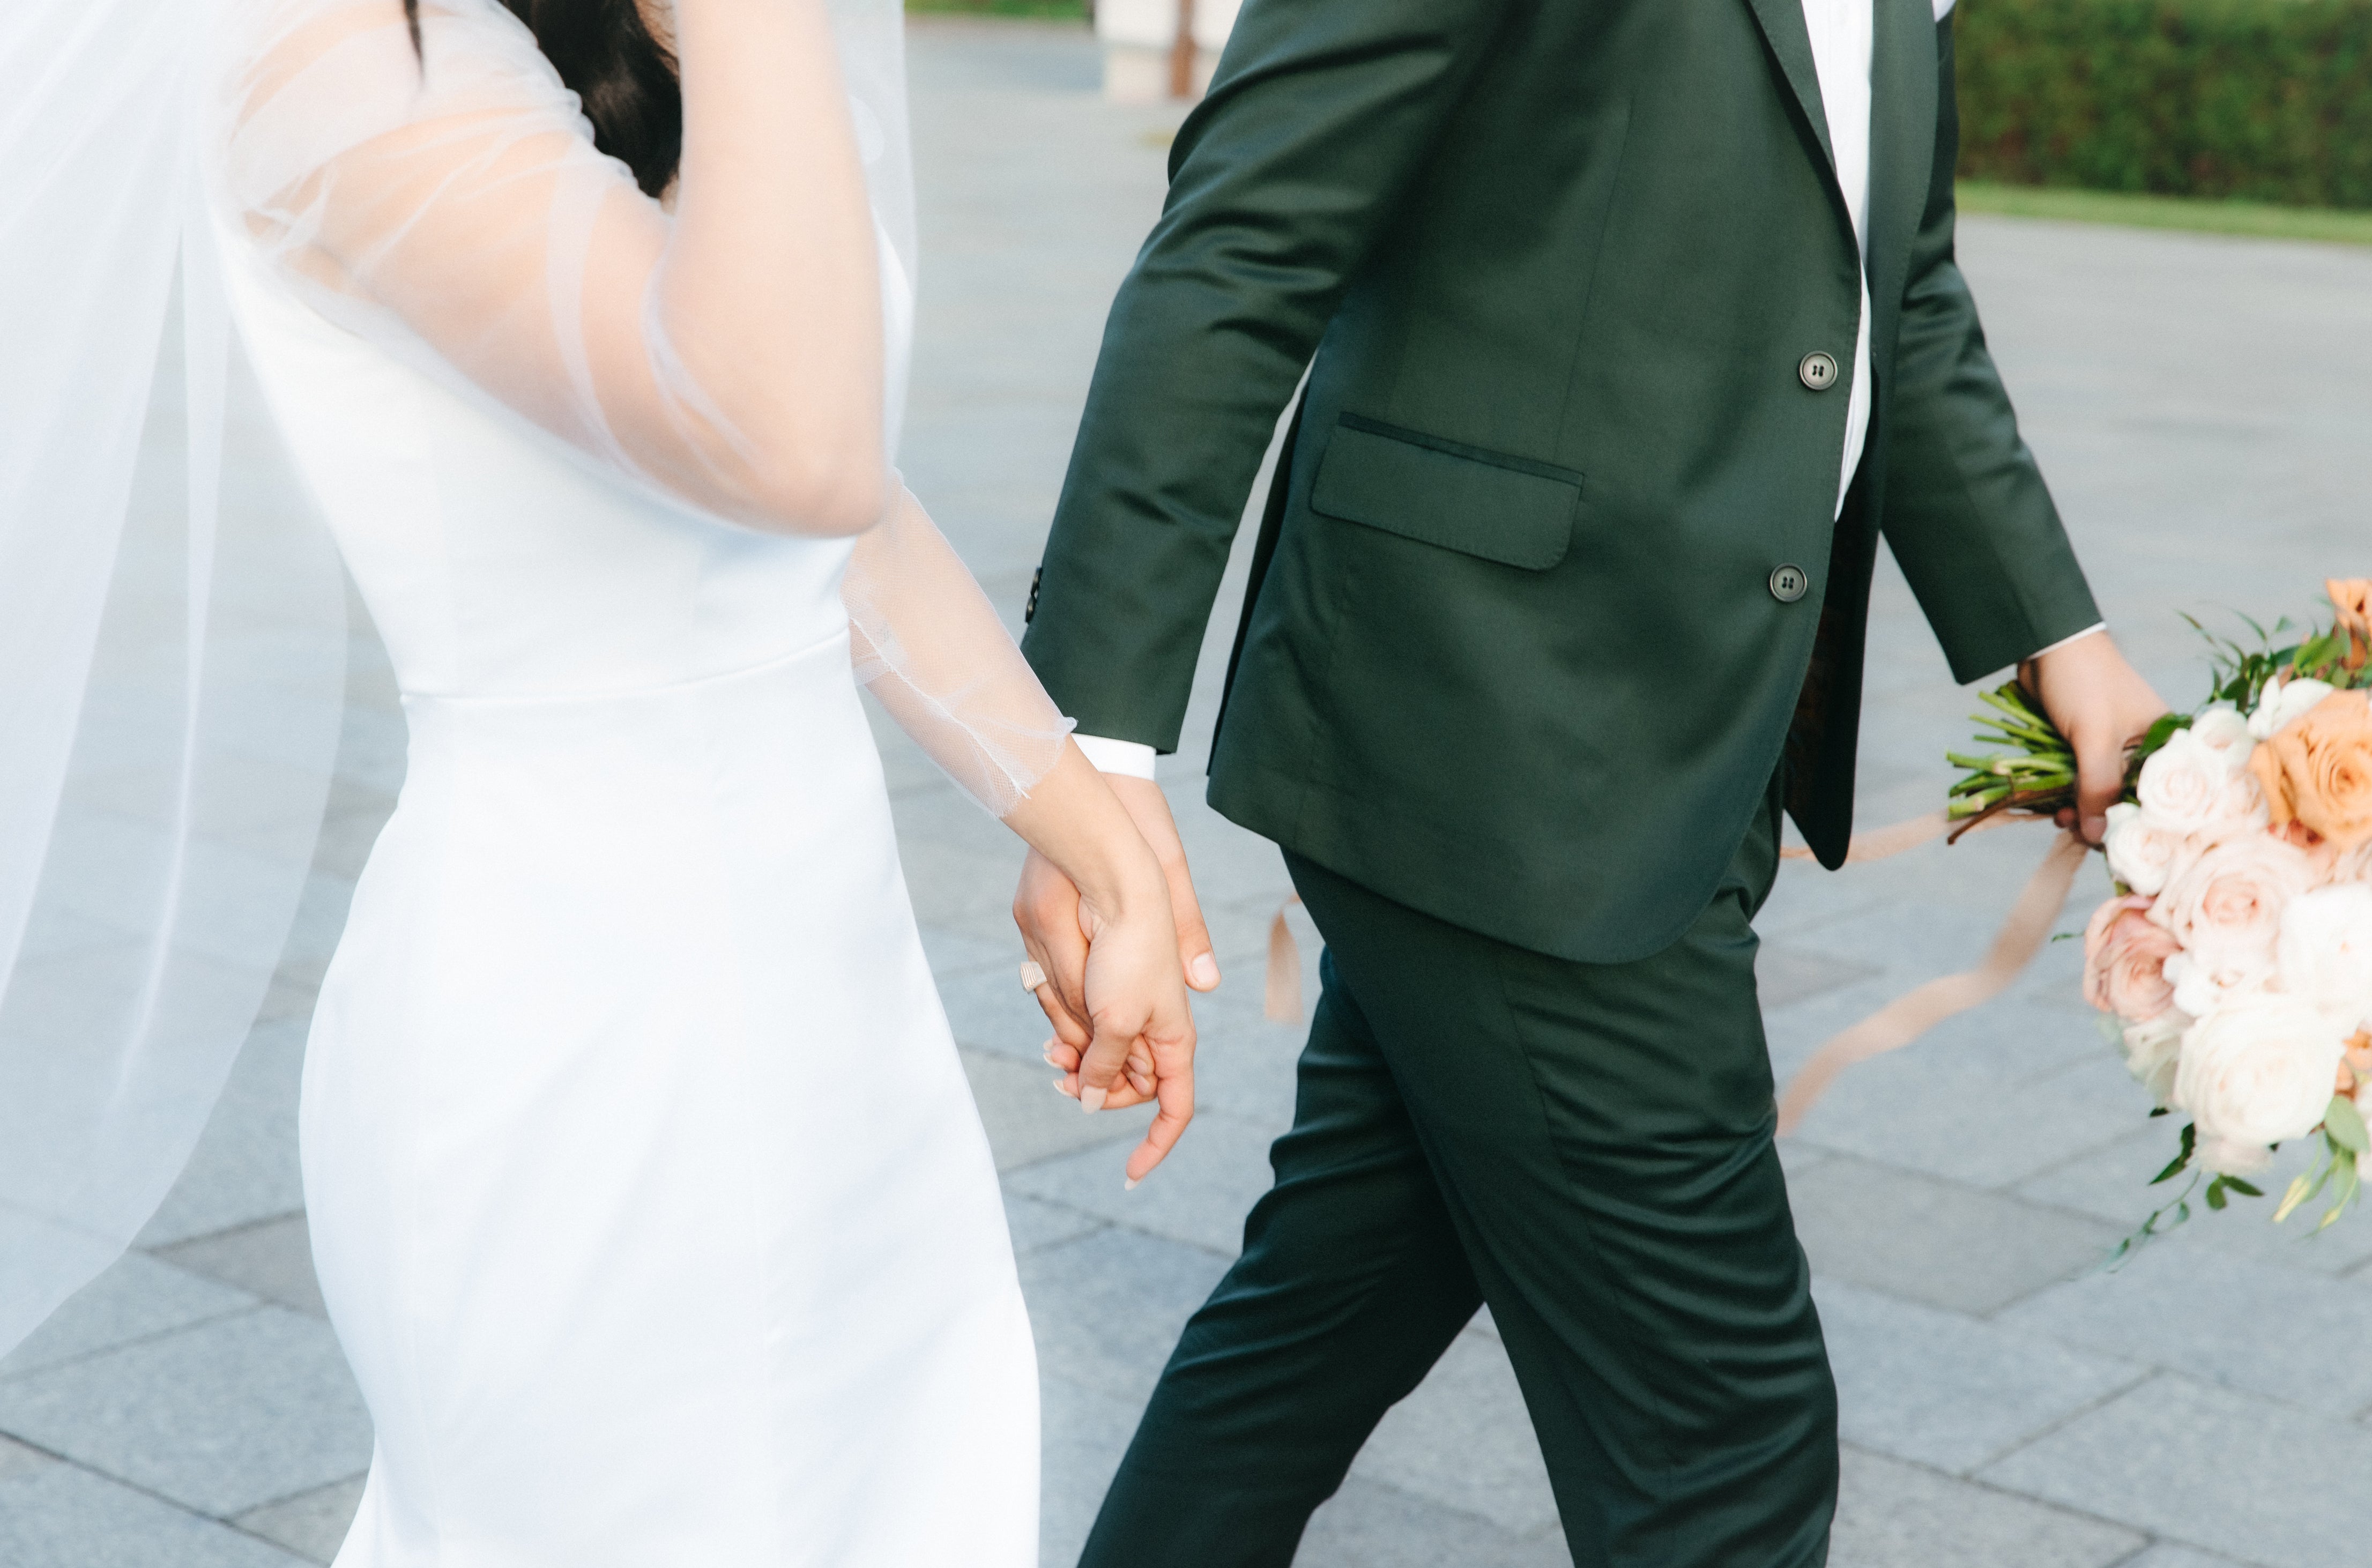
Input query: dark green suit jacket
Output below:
<box><xmin>1020</xmin><ymin>0</ymin><xmax>2100</xmax><ymax>964</ymax></box>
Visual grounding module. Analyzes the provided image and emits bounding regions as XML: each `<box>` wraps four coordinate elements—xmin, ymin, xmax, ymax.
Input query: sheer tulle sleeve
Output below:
<box><xmin>843</xmin><ymin>484</ymin><xmax>1076</xmax><ymax>815</ymax></box>
<box><xmin>214</xmin><ymin>0</ymin><xmax>886</xmax><ymax>529</ymax></box>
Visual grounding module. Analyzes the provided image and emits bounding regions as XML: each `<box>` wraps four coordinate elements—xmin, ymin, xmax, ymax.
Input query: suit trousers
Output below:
<box><xmin>1076</xmin><ymin>769</ymin><xmax>1838</xmax><ymax>1567</ymax></box>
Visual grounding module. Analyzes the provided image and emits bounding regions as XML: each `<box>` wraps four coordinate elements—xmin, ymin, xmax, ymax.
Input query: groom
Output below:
<box><xmin>1015</xmin><ymin>0</ymin><xmax>2163</xmax><ymax>1562</ymax></box>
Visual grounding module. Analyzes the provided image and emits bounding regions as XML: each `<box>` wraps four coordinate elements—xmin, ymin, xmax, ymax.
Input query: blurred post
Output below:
<box><xmin>1168</xmin><ymin>0</ymin><xmax>1194</xmax><ymax>99</ymax></box>
<box><xmin>1097</xmin><ymin>0</ymin><xmax>1238</xmax><ymax>103</ymax></box>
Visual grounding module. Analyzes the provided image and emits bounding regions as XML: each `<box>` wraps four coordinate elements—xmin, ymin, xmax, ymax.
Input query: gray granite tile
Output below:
<box><xmin>1786</xmin><ymin>1044</ymin><xmax>2154</xmax><ymax>1192</ymax></box>
<box><xmin>2114</xmin><ymin>1547</ymin><xmax>2260</xmax><ymax>1568</ymax></box>
<box><xmin>2014</xmin><ymin>1126</ymin><xmax>2372</xmax><ymax>1277</ymax></box>
<box><xmin>960</xmin><ymin>1046</ymin><xmax>1150</xmax><ymax>1173</ymax></box>
<box><xmin>1788</xmin><ymin>1154</ymin><xmax>2124</xmax><ymax>1315</ymax></box>
<box><xmin>0</xmin><ymin>1435</ymin><xmax>51</xmax><ymax>1480</ymax></box>
<box><xmin>1979</xmin><ymin>1375</ymin><xmax>2372</xmax><ymax>1568</ymax></box>
<box><xmin>1758</xmin><ymin>941</ymin><xmax>1884</xmax><ymax>1010</ymax></box>
<box><xmin>233</xmin><ymin>1474</ymin><xmax>368</xmax><ymax>1566</ymax></box>
<box><xmin>1017</xmin><ymin>1228</ymin><xmax>1230</xmax><ymax>1407</ymax></box>
<box><xmin>1038</xmin><ymin>1365</ymin><xmax>1146</xmax><ymax>1568</ymax></box>
<box><xmin>893</xmin><ymin>836</ymin><xmax>1032</xmax><ymax>943</ymax></box>
<box><xmin>1006</xmin><ymin>1106</ymin><xmax>1288</xmax><ymax>1256</ymax></box>
<box><xmin>252</xmin><ymin>971</ymin><xmax>321</xmax><ymax>1025</ymax></box>
<box><xmin>1350</xmin><ymin>1328</ymin><xmax>1559</xmax><ymax>1536</ymax></box>
<box><xmin>154</xmin><ymin>1214</ymin><xmax>325</xmax><ymax>1319</ymax></box>
<box><xmin>0</xmin><ymin>1461</ymin><xmax>309</xmax><ymax>1567</ymax></box>
<box><xmin>917</xmin><ymin>922</ymin><xmax>1012</xmax><ymax>980</ymax></box>
<box><xmin>1303</xmin><ymin>1476</ymin><xmax>1567</xmax><ymax>1567</ymax></box>
<box><xmin>136</xmin><ymin>1020</ymin><xmax>309</xmax><ymax>1247</ymax></box>
<box><xmin>885</xmin><ymin>776</ymin><xmax>1014</xmax><ymax>855</ymax></box>
<box><xmin>936</xmin><ymin>960</ymin><xmax>1064</xmax><ymax>1062</ymax></box>
<box><xmin>0</xmin><ymin>1252</ymin><xmax>256</xmax><ymax>1379</ymax></box>
<box><xmin>307</xmin><ymin>806</ymin><xmax>391</xmax><ymax>882</ymax></box>
<box><xmin>1001</xmin><ymin>1190</ymin><xmax>1106</xmax><ymax>1255</ymax></box>
<box><xmin>1174</xmin><ymin>1000</ymin><xmax>1305</xmax><ymax>1124</ymax></box>
<box><xmin>0</xmin><ymin>1307</ymin><xmax>371</xmax><ymax>1517</ymax></box>
<box><xmin>277</xmin><ymin>872</ymin><xmax>361</xmax><ymax>972</ymax></box>
<box><xmin>1818</xmin><ymin>1280</ymin><xmax>2145</xmax><ymax>1474</ymax></box>
<box><xmin>1828</xmin><ymin>1447</ymin><xmax>2144</xmax><ymax>1568</ymax></box>
<box><xmin>2001</xmin><ymin>1242</ymin><xmax>2372</xmax><ymax>1418</ymax></box>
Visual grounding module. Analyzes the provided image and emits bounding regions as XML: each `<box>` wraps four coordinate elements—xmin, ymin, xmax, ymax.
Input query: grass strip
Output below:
<box><xmin>906</xmin><ymin>0</ymin><xmax>1089</xmax><ymax>19</ymax></box>
<box><xmin>1958</xmin><ymin>181</ymin><xmax>2372</xmax><ymax>248</ymax></box>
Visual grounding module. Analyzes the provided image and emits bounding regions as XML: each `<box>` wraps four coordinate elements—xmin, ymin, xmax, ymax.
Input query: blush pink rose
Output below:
<box><xmin>2151</xmin><ymin>831</ymin><xmax>2320</xmax><ymax>986</ymax></box>
<box><xmin>2136</xmin><ymin>727</ymin><xmax>2263</xmax><ymax>838</ymax></box>
<box><xmin>2083</xmin><ymin>894</ymin><xmax>2180</xmax><ymax>1021</ymax></box>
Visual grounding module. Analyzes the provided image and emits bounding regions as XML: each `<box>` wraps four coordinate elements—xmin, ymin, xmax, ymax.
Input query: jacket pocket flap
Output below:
<box><xmin>1309</xmin><ymin>419</ymin><xmax>1579</xmax><ymax>571</ymax></box>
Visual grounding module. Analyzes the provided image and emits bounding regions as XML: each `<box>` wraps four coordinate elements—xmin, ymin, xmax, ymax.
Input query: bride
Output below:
<box><xmin>0</xmin><ymin>0</ymin><xmax>1200</xmax><ymax>1561</ymax></box>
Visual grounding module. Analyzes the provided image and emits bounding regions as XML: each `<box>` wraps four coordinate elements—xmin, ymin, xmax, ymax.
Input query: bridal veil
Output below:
<box><xmin>0</xmin><ymin>0</ymin><xmax>1063</xmax><ymax>1358</ymax></box>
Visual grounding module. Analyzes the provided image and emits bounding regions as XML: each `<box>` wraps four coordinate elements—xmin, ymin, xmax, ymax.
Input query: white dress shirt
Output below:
<box><xmin>1073</xmin><ymin>0</ymin><xmax>2093</xmax><ymax>779</ymax></box>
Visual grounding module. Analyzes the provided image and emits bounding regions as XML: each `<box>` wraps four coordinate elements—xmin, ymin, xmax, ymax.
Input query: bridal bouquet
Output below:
<box><xmin>1951</xmin><ymin>579</ymin><xmax>2372</xmax><ymax>1237</ymax></box>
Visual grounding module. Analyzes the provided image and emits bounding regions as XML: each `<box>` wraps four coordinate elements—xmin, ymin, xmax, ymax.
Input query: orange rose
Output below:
<box><xmin>2249</xmin><ymin>689</ymin><xmax>2372</xmax><ymax>850</ymax></box>
<box><xmin>2332</xmin><ymin>578</ymin><xmax>2371</xmax><ymax>672</ymax></box>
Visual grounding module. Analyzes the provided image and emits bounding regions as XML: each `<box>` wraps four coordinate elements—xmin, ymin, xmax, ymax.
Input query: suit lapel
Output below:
<box><xmin>1742</xmin><ymin>0</ymin><xmax>1836</xmax><ymax>170</ymax></box>
<box><xmin>1742</xmin><ymin>0</ymin><xmax>1857</xmax><ymax>258</ymax></box>
<box><xmin>1866</xmin><ymin>0</ymin><xmax>1940</xmax><ymax>387</ymax></box>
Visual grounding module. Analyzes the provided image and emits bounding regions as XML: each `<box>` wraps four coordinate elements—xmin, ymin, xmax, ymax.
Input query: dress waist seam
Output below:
<box><xmin>399</xmin><ymin>625</ymin><xmax>852</xmax><ymax>711</ymax></box>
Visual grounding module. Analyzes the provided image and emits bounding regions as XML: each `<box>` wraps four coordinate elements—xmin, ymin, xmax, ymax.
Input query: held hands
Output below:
<box><xmin>2021</xmin><ymin>629</ymin><xmax>2170</xmax><ymax>844</ymax></box>
<box><xmin>1015</xmin><ymin>775</ymin><xmax>1221</xmax><ymax>1184</ymax></box>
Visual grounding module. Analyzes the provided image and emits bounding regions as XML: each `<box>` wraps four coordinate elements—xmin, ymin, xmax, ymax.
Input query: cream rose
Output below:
<box><xmin>2174</xmin><ymin>992</ymin><xmax>2348</xmax><ymax>1152</ymax></box>
<box><xmin>2103</xmin><ymin>802</ymin><xmax>2184</xmax><ymax>895</ymax></box>
<box><xmin>2195</xmin><ymin>1134</ymin><xmax>2275</xmax><ymax>1176</ymax></box>
<box><xmin>2249</xmin><ymin>675</ymin><xmax>2336</xmax><ymax>741</ymax></box>
<box><xmin>2135</xmin><ymin>727</ymin><xmax>2260</xmax><ymax>838</ymax></box>
<box><xmin>2122</xmin><ymin>1010</ymin><xmax>2187</xmax><ymax>1108</ymax></box>
<box><xmin>2163</xmin><ymin>950</ymin><xmax>2247</xmax><ymax>1021</ymax></box>
<box><xmin>2190</xmin><ymin>705</ymin><xmax>2256</xmax><ymax>762</ymax></box>
<box><xmin>2083</xmin><ymin>894</ymin><xmax>2180</xmax><ymax>1021</ymax></box>
<box><xmin>2151</xmin><ymin>831</ymin><xmax>2318</xmax><ymax>984</ymax></box>
<box><xmin>2277</xmin><ymin>884</ymin><xmax>2372</xmax><ymax>1034</ymax></box>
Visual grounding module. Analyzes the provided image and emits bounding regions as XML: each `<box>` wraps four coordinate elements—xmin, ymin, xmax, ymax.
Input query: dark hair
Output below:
<box><xmin>403</xmin><ymin>1</ymin><xmax>683</xmax><ymax>197</ymax></box>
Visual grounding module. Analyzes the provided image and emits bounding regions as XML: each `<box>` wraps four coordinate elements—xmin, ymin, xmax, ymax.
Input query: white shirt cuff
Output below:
<box><xmin>1073</xmin><ymin>734</ymin><xmax>1158</xmax><ymax>779</ymax></box>
<box><xmin>2028</xmin><ymin>622</ymin><xmax>2108</xmax><ymax>662</ymax></box>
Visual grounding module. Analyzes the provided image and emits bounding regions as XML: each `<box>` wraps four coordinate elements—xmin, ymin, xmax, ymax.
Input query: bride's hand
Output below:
<box><xmin>1001</xmin><ymin>744</ymin><xmax>1198</xmax><ymax>1183</ymax></box>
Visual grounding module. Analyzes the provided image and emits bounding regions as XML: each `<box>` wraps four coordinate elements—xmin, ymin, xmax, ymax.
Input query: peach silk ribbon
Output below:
<box><xmin>1261</xmin><ymin>812</ymin><xmax>2093</xmax><ymax>1134</ymax></box>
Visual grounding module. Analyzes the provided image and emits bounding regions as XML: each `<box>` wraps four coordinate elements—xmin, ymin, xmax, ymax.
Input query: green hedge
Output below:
<box><xmin>1955</xmin><ymin>0</ymin><xmax>2372</xmax><ymax>208</ymax></box>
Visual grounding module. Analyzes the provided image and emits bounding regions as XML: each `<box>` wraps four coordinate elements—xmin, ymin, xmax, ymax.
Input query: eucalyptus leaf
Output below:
<box><xmin>2276</xmin><ymin>1172</ymin><xmax>2314</xmax><ymax>1224</ymax></box>
<box><xmin>2325</xmin><ymin>1095</ymin><xmax>2369</xmax><ymax>1156</ymax></box>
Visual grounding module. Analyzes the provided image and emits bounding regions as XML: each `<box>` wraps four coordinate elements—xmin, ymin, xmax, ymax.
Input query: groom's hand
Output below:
<box><xmin>2022</xmin><ymin>630</ymin><xmax>2168</xmax><ymax>845</ymax></box>
<box><xmin>1016</xmin><ymin>775</ymin><xmax>1220</xmax><ymax>1071</ymax></box>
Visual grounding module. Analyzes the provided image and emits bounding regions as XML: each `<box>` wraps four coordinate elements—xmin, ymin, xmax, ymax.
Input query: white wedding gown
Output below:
<box><xmin>196</xmin><ymin>4</ymin><xmax>1045</xmax><ymax>1563</ymax></box>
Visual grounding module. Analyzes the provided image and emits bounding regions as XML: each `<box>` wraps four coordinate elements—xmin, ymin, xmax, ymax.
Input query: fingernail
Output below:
<box><xmin>1189</xmin><ymin>953</ymin><xmax>1220</xmax><ymax>989</ymax></box>
<box><xmin>1052</xmin><ymin>1076</ymin><xmax>1073</xmax><ymax>1098</ymax></box>
<box><xmin>1043</xmin><ymin>1049</ymin><xmax>1063</xmax><ymax>1068</ymax></box>
<box><xmin>1124</xmin><ymin>1176</ymin><xmax>1141</xmax><ymax>1192</ymax></box>
<box><xmin>1080</xmin><ymin>1086</ymin><xmax>1107</xmax><ymax>1114</ymax></box>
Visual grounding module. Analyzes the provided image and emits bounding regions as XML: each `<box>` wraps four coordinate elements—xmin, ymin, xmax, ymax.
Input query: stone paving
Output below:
<box><xmin>5</xmin><ymin>18</ymin><xmax>2371</xmax><ymax>1568</ymax></box>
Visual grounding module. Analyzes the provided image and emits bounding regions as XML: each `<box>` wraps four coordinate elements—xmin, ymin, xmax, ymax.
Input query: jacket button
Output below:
<box><xmin>1769</xmin><ymin>563</ymin><xmax>1810</xmax><ymax>603</ymax></box>
<box><xmin>1798</xmin><ymin>351</ymin><xmax>1839</xmax><ymax>391</ymax></box>
<box><xmin>1024</xmin><ymin>566</ymin><xmax>1042</xmax><ymax>625</ymax></box>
